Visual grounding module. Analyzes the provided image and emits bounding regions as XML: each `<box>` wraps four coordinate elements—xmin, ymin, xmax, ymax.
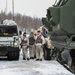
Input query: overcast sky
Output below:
<box><xmin>0</xmin><ymin>0</ymin><xmax>55</xmax><ymax>18</ymax></box>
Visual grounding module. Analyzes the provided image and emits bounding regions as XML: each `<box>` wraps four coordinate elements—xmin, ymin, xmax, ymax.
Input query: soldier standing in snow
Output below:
<box><xmin>29</xmin><ymin>32</ymin><xmax>35</xmax><ymax>59</ymax></box>
<box><xmin>34</xmin><ymin>31</ymin><xmax>37</xmax><ymax>58</ymax></box>
<box><xmin>35</xmin><ymin>30</ymin><xmax>45</xmax><ymax>61</ymax></box>
<box><xmin>21</xmin><ymin>32</ymin><xmax>30</xmax><ymax>60</ymax></box>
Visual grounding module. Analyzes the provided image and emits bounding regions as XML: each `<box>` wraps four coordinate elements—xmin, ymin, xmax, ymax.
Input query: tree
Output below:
<box><xmin>0</xmin><ymin>12</ymin><xmax>42</xmax><ymax>32</ymax></box>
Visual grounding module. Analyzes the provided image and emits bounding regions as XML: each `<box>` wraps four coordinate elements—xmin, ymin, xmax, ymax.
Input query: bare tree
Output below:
<box><xmin>0</xmin><ymin>12</ymin><xmax>42</xmax><ymax>31</ymax></box>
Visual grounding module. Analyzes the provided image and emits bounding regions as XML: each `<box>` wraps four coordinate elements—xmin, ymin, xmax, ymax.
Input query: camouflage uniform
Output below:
<box><xmin>29</xmin><ymin>32</ymin><xmax>35</xmax><ymax>59</ymax></box>
<box><xmin>21</xmin><ymin>33</ymin><xmax>30</xmax><ymax>60</ymax></box>
<box><xmin>35</xmin><ymin>31</ymin><xmax>45</xmax><ymax>61</ymax></box>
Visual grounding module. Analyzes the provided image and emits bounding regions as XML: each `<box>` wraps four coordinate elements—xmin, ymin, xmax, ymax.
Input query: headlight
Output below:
<box><xmin>13</xmin><ymin>37</ymin><xmax>19</xmax><ymax>47</ymax></box>
<box><xmin>14</xmin><ymin>41</ymin><xmax>19</xmax><ymax>47</ymax></box>
<box><xmin>14</xmin><ymin>42</ymin><xmax>18</xmax><ymax>46</ymax></box>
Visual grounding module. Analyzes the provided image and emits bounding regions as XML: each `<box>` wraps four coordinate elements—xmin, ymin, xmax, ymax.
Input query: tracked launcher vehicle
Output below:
<box><xmin>0</xmin><ymin>24</ymin><xmax>20</xmax><ymax>60</ymax></box>
<box><xmin>42</xmin><ymin>0</ymin><xmax>75</xmax><ymax>73</ymax></box>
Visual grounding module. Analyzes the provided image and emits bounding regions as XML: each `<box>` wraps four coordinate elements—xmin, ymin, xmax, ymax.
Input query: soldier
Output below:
<box><xmin>35</xmin><ymin>30</ymin><xmax>45</xmax><ymax>61</ymax></box>
<box><xmin>21</xmin><ymin>32</ymin><xmax>30</xmax><ymax>60</ymax></box>
<box><xmin>29</xmin><ymin>32</ymin><xmax>35</xmax><ymax>59</ymax></box>
<box><xmin>34</xmin><ymin>31</ymin><xmax>37</xmax><ymax>58</ymax></box>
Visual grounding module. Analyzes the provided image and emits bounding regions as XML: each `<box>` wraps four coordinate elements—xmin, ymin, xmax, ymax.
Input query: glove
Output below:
<box><xmin>41</xmin><ymin>45</ymin><xmax>44</xmax><ymax>48</ymax></box>
<box><xmin>26</xmin><ymin>46</ymin><xmax>29</xmax><ymax>49</ymax></box>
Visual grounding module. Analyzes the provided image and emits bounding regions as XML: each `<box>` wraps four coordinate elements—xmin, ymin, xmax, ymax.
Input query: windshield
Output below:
<box><xmin>0</xmin><ymin>26</ymin><xmax>18</xmax><ymax>36</ymax></box>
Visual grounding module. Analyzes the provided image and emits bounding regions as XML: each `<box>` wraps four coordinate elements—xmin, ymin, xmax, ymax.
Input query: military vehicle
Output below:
<box><xmin>0</xmin><ymin>24</ymin><xmax>20</xmax><ymax>60</ymax></box>
<box><xmin>42</xmin><ymin>0</ymin><xmax>75</xmax><ymax>73</ymax></box>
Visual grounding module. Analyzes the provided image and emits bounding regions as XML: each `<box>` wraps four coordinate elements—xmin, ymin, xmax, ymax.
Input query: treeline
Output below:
<box><xmin>0</xmin><ymin>11</ymin><xmax>42</xmax><ymax>31</ymax></box>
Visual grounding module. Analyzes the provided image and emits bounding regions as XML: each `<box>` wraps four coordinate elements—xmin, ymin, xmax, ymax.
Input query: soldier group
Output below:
<box><xmin>21</xmin><ymin>29</ymin><xmax>45</xmax><ymax>61</ymax></box>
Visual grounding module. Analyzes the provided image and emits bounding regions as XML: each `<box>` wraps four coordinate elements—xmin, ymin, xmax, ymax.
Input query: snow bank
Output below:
<box><xmin>32</xmin><ymin>61</ymin><xmax>74</xmax><ymax>75</ymax></box>
<box><xmin>3</xmin><ymin>19</ymin><xmax>17</xmax><ymax>25</ymax></box>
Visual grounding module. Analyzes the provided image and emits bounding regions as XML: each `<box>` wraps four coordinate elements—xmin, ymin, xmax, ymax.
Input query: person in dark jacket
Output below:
<box><xmin>29</xmin><ymin>32</ymin><xmax>35</xmax><ymax>59</ymax></box>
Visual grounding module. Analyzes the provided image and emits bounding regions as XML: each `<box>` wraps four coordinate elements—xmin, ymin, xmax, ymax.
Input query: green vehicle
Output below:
<box><xmin>0</xmin><ymin>25</ymin><xmax>20</xmax><ymax>60</ymax></box>
<box><xmin>42</xmin><ymin>0</ymin><xmax>75</xmax><ymax>73</ymax></box>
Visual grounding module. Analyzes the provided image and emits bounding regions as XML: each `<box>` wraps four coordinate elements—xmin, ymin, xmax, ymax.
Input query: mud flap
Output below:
<box><xmin>7</xmin><ymin>47</ymin><xmax>20</xmax><ymax>60</ymax></box>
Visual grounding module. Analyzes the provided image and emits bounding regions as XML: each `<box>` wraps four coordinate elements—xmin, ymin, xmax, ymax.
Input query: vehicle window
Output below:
<box><xmin>0</xmin><ymin>26</ymin><xmax>18</xmax><ymax>36</ymax></box>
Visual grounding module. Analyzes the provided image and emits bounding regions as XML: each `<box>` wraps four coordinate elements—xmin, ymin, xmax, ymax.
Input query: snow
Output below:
<box><xmin>3</xmin><ymin>19</ymin><xmax>17</xmax><ymax>25</ymax></box>
<box><xmin>0</xmin><ymin>53</ymin><xmax>74</xmax><ymax>75</ymax></box>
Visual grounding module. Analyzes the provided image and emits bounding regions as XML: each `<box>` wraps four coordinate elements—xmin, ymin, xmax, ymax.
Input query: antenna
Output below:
<box><xmin>5</xmin><ymin>0</ymin><xmax>7</xmax><ymax>14</ymax></box>
<box><xmin>12</xmin><ymin>0</ymin><xmax>14</xmax><ymax>20</ymax></box>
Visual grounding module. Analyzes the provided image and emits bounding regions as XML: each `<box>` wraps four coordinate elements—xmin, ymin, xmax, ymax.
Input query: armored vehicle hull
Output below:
<box><xmin>42</xmin><ymin>0</ymin><xmax>75</xmax><ymax>73</ymax></box>
<box><xmin>0</xmin><ymin>25</ymin><xmax>20</xmax><ymax>60</ymax></box>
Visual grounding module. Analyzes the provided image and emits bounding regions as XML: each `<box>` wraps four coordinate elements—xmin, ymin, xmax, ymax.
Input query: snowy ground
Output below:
<box><xmin>0</xmin><ymin>53</ymin><xmax>74</xmax><ymax>75</ymax></box>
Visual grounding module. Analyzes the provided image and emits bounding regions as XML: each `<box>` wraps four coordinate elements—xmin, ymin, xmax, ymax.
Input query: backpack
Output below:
<box><xmin>29</xmin><ymin>36</ymin><xmax>35</xmax><ymax>45</ymax></box>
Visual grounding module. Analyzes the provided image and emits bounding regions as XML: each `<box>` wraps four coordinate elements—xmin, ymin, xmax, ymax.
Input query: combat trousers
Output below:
<box><xmin>22</xmin><ymin>46</ymin><xmax>30</xmax><ymax>59</ymax></box>
<box><xmin>36</xmin><ymin>46</ymin><xmax>43</xmax><ymax>59</ymax></box>
<box><xmin>29</xmin><ymin>45</ymin><xmax>35</xmax><ymax>58</ymax></box>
